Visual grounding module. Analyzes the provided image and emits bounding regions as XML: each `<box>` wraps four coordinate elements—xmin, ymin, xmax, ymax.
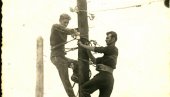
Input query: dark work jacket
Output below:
<box><xmin>94</xmin><ymin>44</ymin><xmax>118</xmax><ymax>69</ymax></box>
<box><xmin>50</xmin><ymin>24</ymin><xmax>74</xmax><ymax>57</ymax></box>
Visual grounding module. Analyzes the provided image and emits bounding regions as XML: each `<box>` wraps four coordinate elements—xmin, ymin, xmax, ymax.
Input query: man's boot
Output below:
<box><xmin>70</xmin><ymin>61</ymin><xmax>79</xmax><ymax>83</ymax></box>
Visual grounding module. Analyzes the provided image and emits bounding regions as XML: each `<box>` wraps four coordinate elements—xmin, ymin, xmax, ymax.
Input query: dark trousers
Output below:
<box><xmin>81</xmin><ymin>71</ymin><xmax>114</xmax><ymax>97</ymax></box>
<box><xmin>51</xmin><ymin>56</ymin><xmax>78</xmax><ymax>97</ymax></box>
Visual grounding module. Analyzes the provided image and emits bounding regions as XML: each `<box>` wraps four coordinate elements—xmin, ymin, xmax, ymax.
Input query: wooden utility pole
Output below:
<box><xmin>77</xmin><ymin>0</ymin><xmax>90</xmax><ymax>97</ymax></box>
<box><xmin>36</xmin><ymin>37</ymin><xmax>44</xmax><ymax>97</ymax></box>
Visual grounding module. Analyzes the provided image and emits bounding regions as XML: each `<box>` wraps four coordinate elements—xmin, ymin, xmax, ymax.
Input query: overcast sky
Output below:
<box><xmin>2</xmin><ymin>0</ymin><xmax>170</xmax><ymax>97</ymax></box>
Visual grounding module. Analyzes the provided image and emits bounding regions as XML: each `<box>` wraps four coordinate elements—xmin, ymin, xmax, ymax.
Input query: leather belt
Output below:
<box><xmin>96</xmin><ymin>64</ymin><xmax>113</xmax><ymax>73</ymax></box>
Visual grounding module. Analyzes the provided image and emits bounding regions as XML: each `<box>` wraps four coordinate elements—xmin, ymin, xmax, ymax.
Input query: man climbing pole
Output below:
<box><xmin>50</xmin><ymin>13</ymin><xmax>80</xmax><ymax>97</ymax></box>
<box><xmin>78</xmin><ymin>31</ymin><xmax>119</xmax><ymax>97</ymax></box>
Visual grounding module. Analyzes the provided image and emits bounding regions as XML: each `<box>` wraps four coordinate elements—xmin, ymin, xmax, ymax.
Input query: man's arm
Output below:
<box><xmin>78</xmin><ymin>41</ymin><xmax>95</xmax><ymax>51</ymax></box>
<box><xmin>65</xmin><ymin>28</ymin><xmax>75</xmax><ymax>35</ymax></box>
<box><xmin>87</xmin><ymin>50</ymin><xmax>96</xmax><ymax>64</ymax></box>
<box><xmin>54</xmin><ymin>24</ymin><xmax>79</xmax><ymax>36</ymax></box>
<box><xmin>65</xmin><ymin>28</ymin><xmax>80</xmax><ymax>39</ymax></box>
<box><xmin>78</xmin><ymin>41</ymin><xmax>96</xmax><ymax>63</ymax></box>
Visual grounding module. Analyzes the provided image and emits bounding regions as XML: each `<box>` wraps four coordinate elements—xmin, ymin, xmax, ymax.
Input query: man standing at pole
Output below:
<box><xmin>78</xmin><ymin>31</ymin><xmax>119</xmax><ymax>97</ymax></box>
<box><xmin>50</xmin><ymin>13</ymin><xmax>79</xmax><ymax>97</ymax></box>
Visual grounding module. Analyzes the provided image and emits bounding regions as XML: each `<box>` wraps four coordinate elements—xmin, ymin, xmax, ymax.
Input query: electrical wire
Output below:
<box><xmin>75</xmin><ymin>0</ymin><xmax>163</xmax><ymax>13</ymax></box>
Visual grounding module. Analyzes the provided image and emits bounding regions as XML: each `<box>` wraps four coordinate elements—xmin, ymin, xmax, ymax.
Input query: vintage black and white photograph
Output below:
<box><xmin>2</xmin><ymin>0</ymin><xmax>170</xmax><ymax>97</ymax></box>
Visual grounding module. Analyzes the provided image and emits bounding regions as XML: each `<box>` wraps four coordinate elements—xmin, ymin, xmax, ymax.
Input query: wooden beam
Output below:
<box><xmin>77</xmin><ymin>0</ymin><xmax>90</xmax><ymax>97</ymax></box>
<box><xmin>36</xmin><ymin>37</ymin><xmax>44</xmax><ymax>97</ymax></box>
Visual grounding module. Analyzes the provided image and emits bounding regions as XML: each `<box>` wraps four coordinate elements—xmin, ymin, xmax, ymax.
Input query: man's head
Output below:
<box><xmin>105</xmin><ymin>31</ymin><xmax>117</xmax><ymax>45</ymax></box>
<box><xmin>59</xmin><ymin>13</ymin><xmax>71</xmax><ymax>28</ymax></box>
